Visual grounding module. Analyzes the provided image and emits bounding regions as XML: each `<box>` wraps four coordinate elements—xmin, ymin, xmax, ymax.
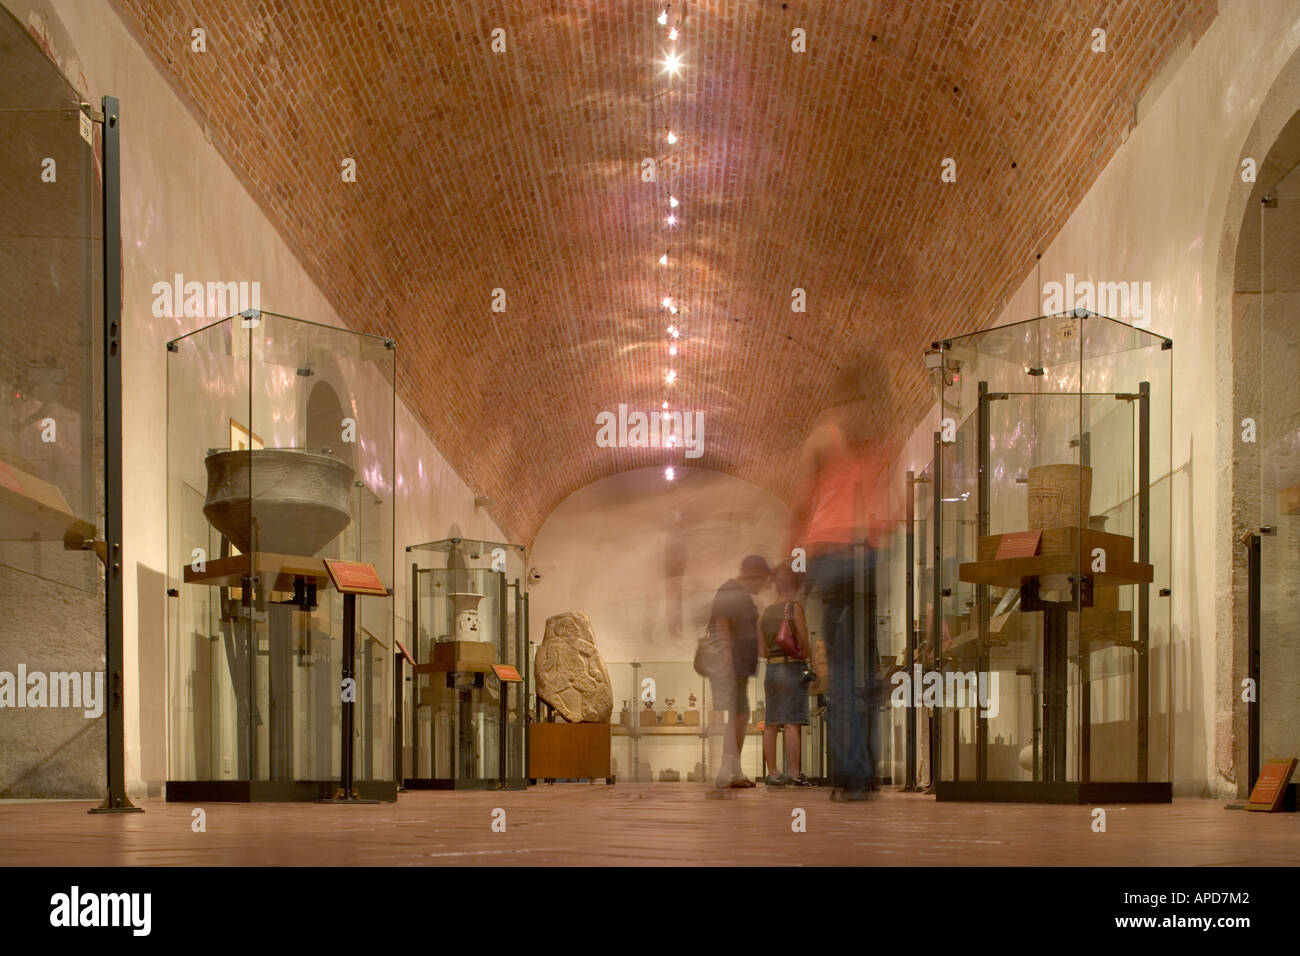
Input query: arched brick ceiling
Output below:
<box><xmin>116</xmin><ymin>0</ymin><xmax>1216</xmax><ymax>543</ymax></box>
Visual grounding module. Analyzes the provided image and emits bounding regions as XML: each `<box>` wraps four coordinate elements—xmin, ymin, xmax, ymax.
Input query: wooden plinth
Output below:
<box><xmin>182</xmin><ymin>552</ymin><xmax>334</xmax><ymax>591</ymax></box>
<box><xmin>528</xmin><ymin>722</ymin><xmax>612</xmax><ymax>780</ymax></box>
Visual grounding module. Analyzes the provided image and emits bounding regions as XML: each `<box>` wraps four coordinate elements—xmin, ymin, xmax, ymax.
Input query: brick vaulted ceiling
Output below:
<box><xmin>116</xmin><ymin>0</ymin><xmax>1216</xmax><ymax>543</ymax></box>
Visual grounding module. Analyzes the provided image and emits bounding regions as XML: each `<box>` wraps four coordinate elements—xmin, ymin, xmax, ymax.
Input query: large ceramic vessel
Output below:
<box><xmin>203</xmin><ymin>448</ymin><xmax>354</xmax><ymax>556</ymax></box>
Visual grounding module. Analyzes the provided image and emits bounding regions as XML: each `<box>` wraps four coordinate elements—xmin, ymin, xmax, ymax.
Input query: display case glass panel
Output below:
<box><xmin>931</xmin><ymin>312</ymin><xmax>1172</xmax><ymax>800</ymax></box>
<box><xmin>166</xmin><ymin>310</ymin><xmax>396</xmax><ymax>799</ymax></box>
<box><xmin>406</xmin><ymin>538</ymin><xmax>528</xmax><ymax>789</ymax></box>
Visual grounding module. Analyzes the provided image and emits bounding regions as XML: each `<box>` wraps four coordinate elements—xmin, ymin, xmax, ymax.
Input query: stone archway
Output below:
<box><xmin>1214</xmin><ymin>45</ymin><xmax>1300</xmax><ymax>799</ymax></box>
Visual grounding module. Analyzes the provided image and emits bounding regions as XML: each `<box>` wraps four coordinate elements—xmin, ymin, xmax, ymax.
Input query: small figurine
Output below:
<box><xmin>688</xmin><ymin>693</ymin><xmax>697</xmax><ymax>709</ymax></box>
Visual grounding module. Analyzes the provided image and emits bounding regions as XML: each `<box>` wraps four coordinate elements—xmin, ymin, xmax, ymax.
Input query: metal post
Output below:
<box><xmin>90</xmin><ymin>96</ymin><xmax>138</xmax><ymax>814</ymax></box>
<box><xmin>393</xmin><ymin>648</ymin><xmax>405</xmax><ymax>791</ymax></box>
<box><xmin>930</xmin><ymin>430</ymin><xmax>943</xmax><ymax>787</ymax></box>
<box><xmin>1247</xmin><ymin>533</ymin><xmax>1261</xmax><ymax>792</ymax></box>
<box><xmin>976</xmin><ymin>382</ymin><xmax>990</xmax><ymax>782</ymax></box>
<box><xmin>522</xmin><ymin>589</ymin><xmax>530</xmax><ymax>782</ymax></box>
<box><xmin>340</xmin><ymin>592</ymin><xmax>356</xmax><ymax>796</ymax></box>
<box><xmin>904</xmin><ymin>471</ymin><xmax>916</xmax><ymax>791</ymax></box>
<box><xmin>1137</xmin><ymin>381</ymin><xmax>1150</xmax><ymax>781</ymax></box>
<box><xmin>410</xmin><ymin>562</ymin><xmax>420</xmax><ymax>778</ymax></box>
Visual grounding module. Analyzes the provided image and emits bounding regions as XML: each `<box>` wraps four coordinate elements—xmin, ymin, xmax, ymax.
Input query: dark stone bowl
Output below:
<box><xmin>203</xmin><ymin>449</ymin><xmax>354</xmax><ymax>556</ymax></box>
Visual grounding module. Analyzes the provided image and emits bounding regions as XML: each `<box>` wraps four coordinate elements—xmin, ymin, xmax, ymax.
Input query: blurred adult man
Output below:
<box><xmin>708</xmin><ymin>554</ymin><xmax>771</xmax><ymax>789</ymax></box>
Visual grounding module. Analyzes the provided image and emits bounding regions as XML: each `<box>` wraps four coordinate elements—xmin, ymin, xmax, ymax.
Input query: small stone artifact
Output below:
<box><xmin>1026</xmin><ymin>464</ymin><xmax>1092</xmax><ymax>530</ymax></box>
<box><xmin>534</xmin><ymin>611</ymin><xmax>614</xmax><ymax>723</ymax></box>
<box><xmin>449</xmin><ymin>592</ymin><xmax>485</xmax><ymax>641</ymax></box>
<box><xmin>203</xmin><ymin>448</ymin><xmax>353</xmax><ymax>555</ymax></box>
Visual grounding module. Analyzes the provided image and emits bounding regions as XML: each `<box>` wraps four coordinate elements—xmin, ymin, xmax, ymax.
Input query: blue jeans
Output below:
<box><xmin>809</xmin><ymin>548</ymin><xmax>874</xmax><ymax>791</ymax></box>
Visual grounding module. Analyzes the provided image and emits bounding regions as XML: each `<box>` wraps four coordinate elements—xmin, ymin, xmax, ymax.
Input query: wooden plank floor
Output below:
<box><xmin>0</xmin><ymin>786</ymin><xmax>1295</xmax><ymax>866</ymax></box>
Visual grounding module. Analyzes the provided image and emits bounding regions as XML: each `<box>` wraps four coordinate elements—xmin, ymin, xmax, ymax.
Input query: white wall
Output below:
<box><xmin>529</xmin><ymin>466</ymin><xmax>789</xmax><ymax>664</ymax></box>
<box><xmin>5</xmin><ymin>0</ymin><xmax>503</xmax><ymax>795</ymax></box>
<box><xmin>881</xmin><ymin>0</ymin><xmax>1300</xmax><ymax>796</ymax></box>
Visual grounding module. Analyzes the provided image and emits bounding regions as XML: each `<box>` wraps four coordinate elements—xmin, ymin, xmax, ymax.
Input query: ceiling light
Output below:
<box><xmin>668</xmin><ymin>26</ymin><xmax>678</xmax><ymax>40</ymax></box>
<box><xmin>662</xmin><ymin>296</ymin><xmax>672</xmax><ymax>309</ymax></box>
<box><xmin>662</xmin><ymin>401</ymin><xmax>670</xmax><ymax>410</ymax></box>
<box><xmin>659</xmin><ymin>252</ymin><xmax>668</xmax><ymax>265</ymax></box>
<box><xmin>669</xmin><ymin>305</ymin><xmax>677</xmax><ymax>314</ymax></box>
<box><xmin>666</xmin><ymin>130</ymin><xmax>677</xmax><ymax>144</ymax></box>
<box><xmin>669</xmin><ymin>195</ymin><xmax>679</xmax><ymax>208</ymax></box>
<box><xmin>665</xmin><ymin>369</ymin><xmax>677</xmax><ymax>384</ymax></box>
<box><xmin>663</xmin><ymin>51</ymin><xmax>682</xmax><ymax>74</ymax></box>
<box><xmin>669</xmin><ymin>344</ymin><xmax>678</xmax><ymax>356</ymax></box>
<box><xmin>666</xmin><ymin>213</ymin><xmax>676</xmax><ymax>226</ymax></box>
<box><xmin>658</xmin><ymin>9</ymin><xmax>668</xmax><ymax>26</ymax></box>
<box><xmin>667</xmin><ymin>325</ymin><xmax>679</xmax><ymax>338</ymax></box>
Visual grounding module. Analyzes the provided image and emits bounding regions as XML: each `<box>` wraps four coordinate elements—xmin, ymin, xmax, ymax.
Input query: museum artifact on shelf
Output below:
<box><xmin>927</xmin><ymin>310</ymin><xmax>1173</xmax><ymax>804</ymax></box>
<box><xmin>529</xmin><ymin>611</ymin><xmax>614</xmax><ymax>783</ymax></box>
<box><xmin>406</xmin><ymin>537</ymin><xmax>529</xmax><ymax>790</ymax></box>
<box><xmin>165</xmin><ymin>310</ymin><xmax>397</xmax><ymax>802</ymax></box>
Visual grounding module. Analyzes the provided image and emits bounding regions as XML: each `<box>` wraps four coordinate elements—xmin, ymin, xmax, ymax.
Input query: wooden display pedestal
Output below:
<box><xmin>528</xmin><ymin>722</ymin><xmax>613</xmax><ymax>783</ymax></box>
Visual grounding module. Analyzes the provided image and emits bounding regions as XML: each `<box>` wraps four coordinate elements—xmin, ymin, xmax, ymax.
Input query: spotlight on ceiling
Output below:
<box><xmin>665</xmin><ymin>213</ymin><xmax>677</xmax><ymax>226</ymax></box>
<box><xmin>659</xmin><ymin>252</ymin><xmax>668</xmax><ymax>265</ymax></box>
<box><xmin>662</xmin><ymin>296</ymin><xmax>673</xmax><ymax>309</ymax></box>
<box><xmin>669</xmin><ymin>195</ymin><xmax>679</xmax><ymax>208</ymax></box>
<box><xmin>668</xmin><ymin>26</ymin><xmax>678</xmax><ymax>40</ymax></box>
<box><xmin>658</xmin><ymin>9</ymin><xmax>668</xmax><ymax>26</ymax></box>
<box><xmin>663</xmin><ymin>51</ymin><xmax>682</xmax><ymax>74</ymax></box>
<box><xmin>666</xmin><ymin>129</ymin><xmax>677</xmax><ymax>144</ymax></box>
<box><xmin>665</xmin><ymin>369</ymin><xmax>677</xmax><ymax>384</ymax></box>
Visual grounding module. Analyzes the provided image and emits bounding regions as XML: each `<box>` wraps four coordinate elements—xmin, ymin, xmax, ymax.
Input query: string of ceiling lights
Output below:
<box><xmin>655</xmin><ymin>3</ymin><xmax>683</xmax><ymax>481</ymax></box>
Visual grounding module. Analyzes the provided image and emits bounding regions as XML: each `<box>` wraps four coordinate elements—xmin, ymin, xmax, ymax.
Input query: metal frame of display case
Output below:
<box><xmin>928</xmin><ymin>315</ymin><xmax>1173</xmax><ymax>804</ymax></box>
<box><xmin>90</xmin><ymin>95</ymin><xmax>139</xmax><ymax>814</ymax></box>
<box><xmin>404</xmin><ymin>538</ymin><xmax>529</xmax><ymax>791</ymax></box>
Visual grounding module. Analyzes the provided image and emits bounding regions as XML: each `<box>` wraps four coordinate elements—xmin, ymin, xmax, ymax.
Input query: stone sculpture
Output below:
<box><xmin>535</xmin><ymin>611</ymin><xmax>613</xmax><ymax>723</ymax></box>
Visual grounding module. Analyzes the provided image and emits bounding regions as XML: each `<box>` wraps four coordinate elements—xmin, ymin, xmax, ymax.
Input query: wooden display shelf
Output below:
<box><xmin>182</xmin><ymin>552</ymin><xmax>333</xmax><ymax>591</ymax></box>
<box><xmin>959</xmin><ymin>554</ymin><xmax>1153</xmax><ymax>590</ymax></box>
<box><xmin>963</xmin><ymin>527</ymin><xmax>1153</xmax><ymax>590</ymax></box>
<box><xmin>976</xmin><ymin>527</ymin><xmax>1134</xmax><ymax>564</ymax></box>
<box><xmin>0</xmin><ymin>460</ymin><xmax>94</xmax><ymax>544</ymax></box>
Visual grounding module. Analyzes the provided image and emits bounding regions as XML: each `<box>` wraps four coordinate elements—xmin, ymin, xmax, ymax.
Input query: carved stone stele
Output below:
<box><xmin>536</xmin><ymin>611</ymin><xmax>613</xmax><ymax>723</ymax></box>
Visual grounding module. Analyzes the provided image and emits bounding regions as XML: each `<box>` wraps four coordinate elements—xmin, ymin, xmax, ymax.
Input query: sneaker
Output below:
<box><xmin>764</xmin><ymin>774</ymin><xmax>787</xmax><ymax>788</ymax></box>
<box><xmin>789</xmin><ymin>774</ymin><xmax>816</xmax><ymax>788</ymax></box>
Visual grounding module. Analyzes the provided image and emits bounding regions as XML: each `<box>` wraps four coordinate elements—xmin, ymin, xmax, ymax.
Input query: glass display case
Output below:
<box><xmin>165</xmin><ymin>309</ymin><xmax>397</xmax><ymax>801</ymax></box>
<box><xmin>405</xmin><ymin>537</ymin><xmax>528</xmax><ymax>789</ymax></box>
<box><xmin>927</xmin><ymin>311</ymin><xmax>1172</xmax><ymax>802</ymax></box>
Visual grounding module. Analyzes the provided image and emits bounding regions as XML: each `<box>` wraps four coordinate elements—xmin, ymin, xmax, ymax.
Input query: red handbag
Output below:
<box><xmin>775</xmin><ymin>602</ymin><xmax>807</xmax><ymax>659</ymax></box>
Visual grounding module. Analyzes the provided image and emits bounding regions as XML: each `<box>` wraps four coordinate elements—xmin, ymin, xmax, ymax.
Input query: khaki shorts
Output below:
<box><xmin>710</xmin><ymin>675</ymin><xmax>750</xmax><ymax>715</ymax></box>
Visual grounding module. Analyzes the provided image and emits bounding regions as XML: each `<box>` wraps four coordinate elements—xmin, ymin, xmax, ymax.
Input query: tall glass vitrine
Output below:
<box><xmin>165</xmin><ymin>310</ymin><xmax>397</xmax><ymax>801</ymax></box>
<box><xmin>928</xmin><ymin>312</ymin><xmax>1172</xmax><ymax>802</ymax></box>
<box><xmin>405</xmin><ymin>538</ymin><xmax>529</xmax><ymax>789</ymax></box>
